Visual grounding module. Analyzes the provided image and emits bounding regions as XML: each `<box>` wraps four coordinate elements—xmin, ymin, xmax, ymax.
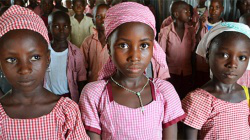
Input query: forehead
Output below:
<box><xmin>52</xmin><ymin>14</ymin><xmax>70</xmax><ymax>24</ymax></box>
<box><xmin>0</xmin><ymin>30</ymin><xmax>47</xmax><ymax>51</ymax></box>
<box><xmin>96</xmin><ymin>5</ymin><xmax>109</xmax><ymax>13</ymax></box>
<box><xmin>42</xmin><ymin>0</ymin><xmax>53</xmax><ymax>4</ymax></box>
<box><xmin>210</xmin><ymin>0</ymin><xmax>223</xmax><ymax>6</ymax></box>
<box><xmin>109</xmin><ymin>22</ymin><xmax>154</xmax><ymax>41</ymax></box>
<box><xmin>210</xmin><ymin>33</ymin><xmax>250</xmax><ymax>52</ymax></box>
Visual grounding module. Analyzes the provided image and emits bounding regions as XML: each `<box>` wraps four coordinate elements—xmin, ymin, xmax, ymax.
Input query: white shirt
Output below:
<box><xmin>45</xmin><ymin>45</ymin><xmax>69</xmax><ymax>95</ymax></box>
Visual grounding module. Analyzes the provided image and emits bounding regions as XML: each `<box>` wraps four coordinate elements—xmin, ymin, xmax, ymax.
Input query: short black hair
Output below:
<box><xmin>93</xmin><ymin>3</ymin><xmax>109</xmax><ymax>20</ymax></box>
<box><xmin>72</xmin><ymin>0</ymin><xmax>85</xmax><ymax>6</ymax></box>
<box><xmin>170</xmin><ymin>0</ymin><xmax>188</xmax><ymax>19</ymax></box>
<box><xmin>48</xmin><ymin>10</ymin><xmax>70</xmax><ymax>25</ymax></box>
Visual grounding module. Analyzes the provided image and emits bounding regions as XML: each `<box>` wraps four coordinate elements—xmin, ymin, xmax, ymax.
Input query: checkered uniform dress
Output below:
<box><xmin>0</xmin><ymin>97</ymin><xmax>89</xmax><ymax>140</ymax></box>
<box><xmin>182</xmin><ymin>89</ymin><xmax>250</xmax><ymax>140</ymax></box>
<box><xmin>79</xmin><ymin>78</ymin><xmax>186</xmax><ymax>139</ymax></box>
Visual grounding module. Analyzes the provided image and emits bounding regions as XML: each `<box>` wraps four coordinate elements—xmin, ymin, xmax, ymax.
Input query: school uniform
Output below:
<box><xmin>70</xmin><ymin>15</ymin><xmax>95</xmax><ymax>48</ymax></box>
<box><xmin>0</xmin><ymin>97</ymin><xmax>89</xmax><ymax>139</ymax></box>
<box><xmin>80</xmin><ymin>29</ymin><xmax>109</xmax><ymax>82</ymax></box>
<box><xmin>79</xmin><ymin>78</ymin><xmax>186</xmax><ymax>140</ymax></box>
<box><xmin>45</xmin><ymin>41</ymin><xmax>87</xmax><ymax>103</ymax></box>
<box><xmin>182</xmin><ymin>88</ymin><xmax>250</xmax><ymax>139</ymax></box>
<box><xmin>158</xmin><ymin>22</ymin><xmax>196</xmax><ymax>99</ymax></box>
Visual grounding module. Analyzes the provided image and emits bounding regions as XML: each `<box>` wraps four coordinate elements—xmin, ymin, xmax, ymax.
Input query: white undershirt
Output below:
<box><xmin>45</xmin><ymin>45</ymin><xmax>69</xmax><ymax>95</ymax></box>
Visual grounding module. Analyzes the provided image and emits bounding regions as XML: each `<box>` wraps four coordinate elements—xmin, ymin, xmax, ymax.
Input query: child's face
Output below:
<box><xmin>73</xmin><ymin>0</ymin><xmax>85</xmax><ymax>15</ymax></box>
<box><xmin>0</xmin><ymin>30</ymin><xmax>50</xmax><ymax>92</ymax></box>
<box><xmin>238</xmin><ymin>0</ymin><xmax>250</xmax><ymax>15</ymax></box>
<box><xmin>50</xmin><ymin>16</ymin><xmax>71</xmax><ymax>41</ymax></box>
<box><xmin>209</xmin><ymin>35</ymin><xmax>250</xmax><ymax>84</ymax></box>
<box><xmin>108</xmin><ymin>22</ymin><xmax>154</xmax><ymax>78</ymax></box>
<box><xmin>209</xmin><ymin>1</ymin><xmax>223</xmax><ymax>19</ymax></box>
<box><xmin>178</xmin><ymin>4</ymin><xmax>191</xmax><ymax>23</ymax></box>
<box><xmin>94</xmin><ymin>5</ymin><xmax>109</xmax><ymax>31</ymax></box>
<box><xmin>41</xmin><ymin>0</ymin><xmax>54</xmax><ymax>15</ymax></box>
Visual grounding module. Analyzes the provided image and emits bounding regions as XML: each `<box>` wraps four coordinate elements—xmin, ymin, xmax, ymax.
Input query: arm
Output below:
<box><xmin>183</xmin><ymin>124</ymin><xmax>198</xmax><ymax>140</ymax></box>
<box><xmin>195</xmin><ymin>15</ymin><xmax>207</xmax><ymax>45</ymax></box>
<box><xmin>87</xmin><ymin>131</ymin><xmax>101</xmax><ymax>140</ymax></box>
<box><xmin>162</xmin><ymin>124</ymin><xmax>177</xmax><ymax>140</ymax></box>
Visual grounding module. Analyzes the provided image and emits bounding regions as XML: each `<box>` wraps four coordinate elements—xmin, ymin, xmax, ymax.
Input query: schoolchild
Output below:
<box><xmin>46</xmin><ymin>10</ymin><xmax>87</xmax><ymax>103</ymax></box>
<box><xmin>0</xmin><ymin>5</ymin><xmax>89</xmax><ymax>139</ymax></box>
<box><xmin>79</xmin><ymin>2</ymin><xmax>185</xmax><ymax>140</ymax></box>
<box><xmin>182</xmin><ymin>22</ymin><xmax>250</xmax><ymax>140</ymax></box>
<box><xmin>158</xmin><ymin>1</ymin><xmax>196</xmax><ymax>99</ymax></box>
<box><xmin>80</xmin><ymin>4</ymin><xmax>110</xmax><ymax>82</ymax></box>
<box><xmin>70</xmin><ymin>0</ymin><xmax>95</xmax><ymax>47</ymax></box>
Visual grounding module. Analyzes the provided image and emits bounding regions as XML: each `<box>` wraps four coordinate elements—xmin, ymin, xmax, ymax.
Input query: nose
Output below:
<box><xmin>225</xmin><ymin>57</ymin><xmax>238</xmax><ymax>69</ymax></box>
<box><xmin>128</xmin><ymin>45</ymin><xmax>141</xmax><ymax>63</ymax></box>
<box><xmin>17</xmin><ymin>61</ymin><xmax>32</xmax><ymax>75</ymax></box>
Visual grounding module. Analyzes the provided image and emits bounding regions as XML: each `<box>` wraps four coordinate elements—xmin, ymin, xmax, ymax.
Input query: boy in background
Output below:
<box><xmin>70</xmin><ymin>0</ymin><xmax>94</xmax><ymax>48</ymax></box>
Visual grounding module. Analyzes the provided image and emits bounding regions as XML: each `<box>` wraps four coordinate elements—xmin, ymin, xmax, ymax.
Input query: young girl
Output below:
<box><xmin>79</xmin><ymin>2</ymin><xmax>185</xmax><ymax>140</ymax></box>
<box><xmin>0</xmin><ymin>5</ymin><xmax>89</xmax><ymax>139</ymax></box>
<box><xmin>182</xmin><ymin>22</ymin><xmax>250</xmax><ymax>139</ymax></box>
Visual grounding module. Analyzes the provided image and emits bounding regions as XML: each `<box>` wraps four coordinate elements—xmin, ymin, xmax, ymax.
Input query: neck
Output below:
<box><xmin>209</xmin><ymin>17</ymin><xmax>221</xmax><ymax>24</ymax></box>
<box><xmin>174</xmin><ymin>20</ymin><xmax>185</xmax><ymax>28</ymax></box>
<box><xmin>211</xmin><ymin>78</ymin><xmax>237</xmax><ymax>94</ymax></box>
<box><xmin>75</xmin><ymin>14</ymin><xmax>84</xmax><ymax>18</ymax></box>
<box><xmin>112</xmin><ymin>72</ymin><xmax>147</xmax><ymax>88</ymax></box>
<box><xmin>11</xmin><ymin>85</ymin><xmax>46</xmax><ymax>104</ymax></box>
<box><xmin>51</xmin><ymin>39</ymin><xmax>68</xmax><ymax>51</ymax></box>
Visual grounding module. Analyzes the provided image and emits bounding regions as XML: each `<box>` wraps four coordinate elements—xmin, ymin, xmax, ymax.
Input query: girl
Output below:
<box><xmin>182</xmin><ymin>22</ymin><xmax>250</xmax><ymax>139</ymax></box>
<box><xmin>79</xmin><ymin>2</ymin><xmax>185</xmax><ymax>140</ymax></box>
<box><xmin>0</xmin><ymin>5</ymin><xmax>89</xmax><ymax>139</ymax></box>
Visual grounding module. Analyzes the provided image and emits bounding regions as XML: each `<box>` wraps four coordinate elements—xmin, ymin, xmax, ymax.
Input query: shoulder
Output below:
<box><xmin>81</xmin><ymin>80</ymin><xmax>108</xmax><ymax>99</ymax></box>
<box><xmin>152</xmin><ymin>78</ymin><xmax>175</xmax><ymax>92</ymax></box>
<box><xmin>151</xmin><ymin>78</ymin><xmax>178</xmax><ymax>100</ymax></box>
<box><xmin>68</xmin><ymin>41</ymin><xmax>83</xmax><ymax>56</ymax></box>
<box><xmin>182</xmin><ymin>89</ymin><xmax>214</xmax><ymax>107</ymax></box>
<box><xmin>55</xmin><ymin>97</ymin><xmax>80</xmax><ymax>118</ymax></box>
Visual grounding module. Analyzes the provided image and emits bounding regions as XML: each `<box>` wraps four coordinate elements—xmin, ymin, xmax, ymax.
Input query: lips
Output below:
<box><xmin>223</xmin><ymin>72</ymin><xmax>238</xmax><ymax>79</ymax></box>
<box><xmin>127</xmin><ymin>65</ymin><xmax>142</xmax><ymax>73</ymax></box>
<box><xmin>17</xmin><ymin>79</ymin><xmax>35</xmax><ymax>86</ymax></box>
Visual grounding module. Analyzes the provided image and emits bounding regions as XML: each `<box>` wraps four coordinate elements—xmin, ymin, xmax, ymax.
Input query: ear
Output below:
<box><xmin>173</xmin><ymin>11</ymin><xmax>179</xmax><ymax>19</ymax></box>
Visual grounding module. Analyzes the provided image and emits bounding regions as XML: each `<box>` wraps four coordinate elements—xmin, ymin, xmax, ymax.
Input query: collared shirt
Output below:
<box><xmin>158</xmin><ymin>23</ymin><xmax>196</xmax><ymax>76</ymax></box>
<box><xmin>0</xmin><ymin>97</ymin><xmax>90</xmax><ymax>139</ymax></box>
<box><xmin>80</xmin><ymin>29</ymin><xmax>109</xmax><ymax>82</ymax></box>
<box><xmin>45</xmin><ymin>41</ymin><xmax>87</xmax><ymax>103</ymax></box>
<box><xmin>70</xmin><ymin>15</ymin><xmax>94</xmax><ymax>47</ymax></box>
<box><xmin>79</xmin><ymin>79</ymin><xmax>186</xmax><ymax>139</ymax></box>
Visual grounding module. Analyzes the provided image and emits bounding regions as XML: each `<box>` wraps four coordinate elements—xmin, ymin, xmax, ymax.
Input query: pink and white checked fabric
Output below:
<box><xmin>98</xmin><ymin>2</ymin><xmax>168</xmax><ymax>80</ymax></box>
<box><xmin>182</xmin><ymin>89</ymin><xmax>250</xmax><ymax>140</ymax></box>
<box><xmin>79</xmin><ymin>78</ymin><xmax>186</xmax><ymax>139</ymax></box>
<box><xmin>0</xmin><ymin>97</ymin><xmax>90</xmax><ymax>140</ymax></box>
<box><xmin>0</xmin><ymin>5</ymin><xmax>49</xmax><ymax>45</ymax></box>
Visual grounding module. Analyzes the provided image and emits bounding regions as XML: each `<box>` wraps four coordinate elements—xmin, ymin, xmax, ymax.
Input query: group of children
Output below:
<box><xmin>0</xmin><ymin>0</ymin><xmax>250</xmax><ymax>139</ymax></box>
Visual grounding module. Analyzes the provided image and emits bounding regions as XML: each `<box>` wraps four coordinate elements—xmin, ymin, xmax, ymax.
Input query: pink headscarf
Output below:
<box><xmin>0</xmin><ymin>5</ymin><xmax>49</xmax><ymax>45</ymax></box>
<box><xmin>98</xmin><ymin>2</ymin><xmax>168</xmax><ymax>80</ymax></box>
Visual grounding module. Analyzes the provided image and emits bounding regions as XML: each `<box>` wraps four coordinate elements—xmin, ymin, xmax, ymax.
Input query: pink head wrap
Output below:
<box><xmin>98</xmin><ymin>2</ymin><xmax>167</xmax><ymax>80</ymax></box>
<box><xmin>0</xmin><ymin>5</ymin><xmax>49</xmax><ymax>45</ymax></box>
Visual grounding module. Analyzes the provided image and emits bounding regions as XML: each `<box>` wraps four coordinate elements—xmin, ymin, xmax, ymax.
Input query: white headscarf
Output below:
<box><xmin>196</xmin><ymin>22</ymin><xmax>250</xmax><ymax>70</ymax></box>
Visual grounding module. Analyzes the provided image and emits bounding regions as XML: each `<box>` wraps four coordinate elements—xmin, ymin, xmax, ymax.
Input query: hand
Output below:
<box><xmin>199</xmin><ymin>15</ymin><xmax>207</xmax><ymax>28</ymax></box>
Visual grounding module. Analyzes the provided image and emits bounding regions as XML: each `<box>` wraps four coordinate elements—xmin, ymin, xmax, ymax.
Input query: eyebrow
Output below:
<box><xmin>118</xmin><ymin>38</ymin><xmax>153</xmax><ymax>42</ymax></box>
